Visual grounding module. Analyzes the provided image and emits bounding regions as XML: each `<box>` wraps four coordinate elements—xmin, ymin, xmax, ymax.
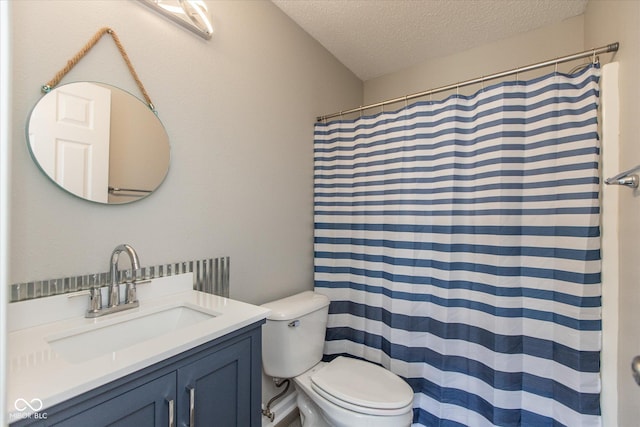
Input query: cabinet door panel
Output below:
<box><xmin>51</xmin><ymin>372</ymin><xmax>176</xmax><ymax>427</ymax></box>
<box><xmin>178</xmin><ymin>338</ymin><xmax>251</xmax><ymax>427</ymax></box>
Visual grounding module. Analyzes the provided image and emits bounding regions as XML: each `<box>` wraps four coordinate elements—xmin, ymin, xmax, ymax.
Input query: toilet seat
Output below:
<box><xmin>310</xmin><ymin>356</ymin><xmax>414</xmax><ymax>416</ymax></box>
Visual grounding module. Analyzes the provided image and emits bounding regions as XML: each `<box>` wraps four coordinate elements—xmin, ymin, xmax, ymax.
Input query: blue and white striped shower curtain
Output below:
<box><xmin>313</xmin><ymin>65</ymin><xmax>601</xmax><ymax>426</ymax></box>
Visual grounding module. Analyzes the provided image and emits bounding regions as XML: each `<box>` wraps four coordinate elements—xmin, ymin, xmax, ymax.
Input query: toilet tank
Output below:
<box><xmin>261</xmin><ymin>291</ymin><xmax>330</xmax><ymax>378</ymax></box>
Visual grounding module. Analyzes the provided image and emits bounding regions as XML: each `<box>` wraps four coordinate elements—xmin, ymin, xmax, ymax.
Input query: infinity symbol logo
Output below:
<box><xmin>14</xmin><ymin>398</ymin><xmax>43</xmax><ymax>412</ymax></box>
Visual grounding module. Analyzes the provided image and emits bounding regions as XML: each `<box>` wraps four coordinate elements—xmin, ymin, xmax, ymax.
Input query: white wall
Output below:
<box><xmin>1</xmin><ymin>0</ymin><xmax>11</xmax><ymax>423</ymax></box>
<box><xmin>584</xmin><ymin>1</ymin><xmax>640</xmax><ymax>425</ymax></box>
<box><xmin>364</xmin><ymin>15</ymin><xmax>586</xmax><ymax>106</ymax></box>
<box><xmin>7</xmin><ymin>0</ymin><xmax>362</xmax><ymax>307</ymax></box>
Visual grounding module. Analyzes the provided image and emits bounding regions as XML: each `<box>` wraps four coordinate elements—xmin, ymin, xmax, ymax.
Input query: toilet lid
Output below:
<box><xmin>310</xmin><ymin>356</ymin><xmax>414</xmax><ymax>413</ymax></box>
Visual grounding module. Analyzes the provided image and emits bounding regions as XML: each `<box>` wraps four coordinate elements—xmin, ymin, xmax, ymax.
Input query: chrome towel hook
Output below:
<box><xmin>605</xmin><ymin>166</ymin><xmax>640</xmax><ymax>189</ymax></box>
<box><xmin>605</xmin><ymin>174</ymin><xmax>639</xmax><ymax>189</ymax></box>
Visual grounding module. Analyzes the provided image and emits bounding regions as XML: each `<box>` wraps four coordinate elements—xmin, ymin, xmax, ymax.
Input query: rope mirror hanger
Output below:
<box><xmin>41</xmin><ymin>27</ymin><xmax>156</xmax><ymax>113</ymax></box>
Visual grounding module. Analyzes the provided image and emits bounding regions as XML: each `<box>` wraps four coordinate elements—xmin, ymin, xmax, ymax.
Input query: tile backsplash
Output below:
<box><xmin>9</xmin><ymin>256</ymin><xmax>230</xmax><ymax>303</ymax></box>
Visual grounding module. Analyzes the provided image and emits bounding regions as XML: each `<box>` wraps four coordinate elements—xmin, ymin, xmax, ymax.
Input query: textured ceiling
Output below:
<box><xmin>271</xmin><ymin>0</ymin><xmax>589</xmax><ymax>81</ymax></box>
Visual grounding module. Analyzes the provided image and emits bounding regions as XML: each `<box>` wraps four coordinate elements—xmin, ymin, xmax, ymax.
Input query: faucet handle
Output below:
<box><xmin>88</xmin><ymin>287</ymin><xmax>102</xmax><ymax>314</ymax></box>
<box><xmin>125</xmin><ymin>281</ymin><xmax>138</xmax><ymax>304</ymax></box>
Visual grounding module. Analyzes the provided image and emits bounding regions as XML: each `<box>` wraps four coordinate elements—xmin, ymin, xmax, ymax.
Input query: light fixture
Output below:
<box><xmin>138</xmin><ymin>0</ymin><xmax>213</xmax><ymax>40</ymax></box>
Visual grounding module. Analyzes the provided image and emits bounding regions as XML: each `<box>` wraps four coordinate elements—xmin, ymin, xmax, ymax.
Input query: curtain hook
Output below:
<box><xmin>481</xmin><ymin>76</ymin><xmax>485</xmax><ymax>91</ymax></box>
<box><xmin>554</xmin><ymin>61</ymin><xmax>558</xmax><ymax>74</ymax></box>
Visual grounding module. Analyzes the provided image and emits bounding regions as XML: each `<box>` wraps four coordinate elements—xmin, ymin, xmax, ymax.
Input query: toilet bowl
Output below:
<box><xmin>261</xmin><ymin>291</ymin><xmax>414</xmax><ymax>427</ymax></box>
<box><xmin>294</xmin><ymin>358</ymin><xmax>414</xmax><ymax>427</ymax></box>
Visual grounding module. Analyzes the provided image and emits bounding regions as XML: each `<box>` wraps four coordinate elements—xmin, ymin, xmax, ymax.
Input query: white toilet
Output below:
<box><xmin>261</xmin><ymin>291</ymin><xmax>414</xmax><ymax>427</ymax></box>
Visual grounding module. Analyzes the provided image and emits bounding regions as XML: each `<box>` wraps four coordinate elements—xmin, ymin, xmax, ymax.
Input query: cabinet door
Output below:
<box><xmin>50</xmin><ymin>372</ymin><xmax>176</xmax><ymax>427</ymax></box>
<box><xmin>177</xmin><ymin>337</ymin><xmax>252</xmax><ymax>427</ymax></box>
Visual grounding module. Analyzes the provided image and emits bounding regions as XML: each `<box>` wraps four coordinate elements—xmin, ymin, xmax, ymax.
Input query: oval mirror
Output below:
<box><xmin>26</xmin><ymin>82</ymin><xmax>170</xmax><ymax>204</ymax></box>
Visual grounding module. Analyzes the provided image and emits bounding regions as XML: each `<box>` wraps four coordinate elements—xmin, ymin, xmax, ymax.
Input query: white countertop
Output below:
<box><xmin>6</xmin><ymin>273</ymin><xmax>270</xmax><ymax>423</ymax></box>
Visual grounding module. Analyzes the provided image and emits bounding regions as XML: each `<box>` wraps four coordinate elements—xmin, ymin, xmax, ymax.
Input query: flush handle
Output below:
<box><xmin>288</xmin><ymin>320</ymin><xmax>300</xmax><ymax>327</ymax></box>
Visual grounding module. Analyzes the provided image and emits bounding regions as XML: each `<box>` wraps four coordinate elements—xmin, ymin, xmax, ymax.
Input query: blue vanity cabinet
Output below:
<box><xmin>11</xmin><ymin>321</ymin><xmax>264</xmax><ymax>427</ymax></box>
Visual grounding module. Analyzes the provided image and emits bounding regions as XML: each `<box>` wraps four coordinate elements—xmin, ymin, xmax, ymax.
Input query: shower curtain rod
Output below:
<box><xmin>317</xmin><ymin>42</ymin><xmax>619</xmax><ymax>122</ymax></box>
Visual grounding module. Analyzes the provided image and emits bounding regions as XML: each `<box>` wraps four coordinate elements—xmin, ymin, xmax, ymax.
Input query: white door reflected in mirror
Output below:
<box><xmin>29</xmin><ymin>82</ymin><xmax>112</xmax><ymax>203</ymax></box>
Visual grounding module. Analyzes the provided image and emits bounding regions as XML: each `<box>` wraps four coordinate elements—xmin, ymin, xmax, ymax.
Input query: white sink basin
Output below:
<box><xmin>47</xmin><ymin>305</ymin><xmax>216</xmax><ymax>363</ymax></box>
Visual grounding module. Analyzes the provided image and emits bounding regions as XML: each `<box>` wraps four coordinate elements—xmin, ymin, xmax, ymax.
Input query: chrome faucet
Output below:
<box><xmin>109</xmin><ymin>244</ymin><xmax>140</xmax><ymax>307</ymax></box>
<box><xmin>86</xmin><ymin>243</ymin><xmax>142</xmax><ymax>318</ymax></box>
